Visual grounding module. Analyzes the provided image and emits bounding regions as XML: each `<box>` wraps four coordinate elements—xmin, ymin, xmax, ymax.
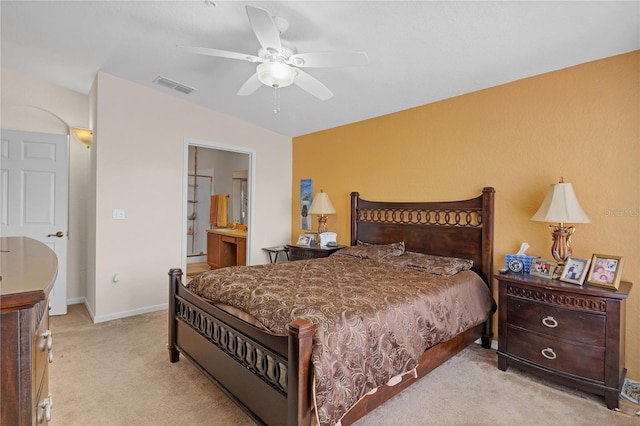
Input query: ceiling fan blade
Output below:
<box><xmin>293</xmin><ymin>69</ymin><xmax>333</xmax><ymax>101</ymax></box>
<box><xmin>237</xmin><ymin>73</ymin><xmax>262</xmax><ymax>96</ymax></box>
<box><xmin>289</xmin><ymin>51</ymin><xmax>369</xmax><ymax>68</ymax></box>
<box><xmin>178</xmin><ymin>45</ymin><xmax>261</xmax><ymax>62</ymax></box>
<box><xmin>246</xmin><ymin>5</ymin><xmax>282</xmax><ymax>54</ymax></box>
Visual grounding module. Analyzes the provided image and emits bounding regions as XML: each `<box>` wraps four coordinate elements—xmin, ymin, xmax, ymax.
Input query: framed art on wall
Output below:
<box><xmin>559</xmin><ymin>257</ymin><xmax>591</xmax><ymax>285</ymax></box>
<box><xmin>300</xmin><ymin>179</ymin><xmax>312</xmax><ymax>230</ymax></box>
<box><xmin>586</xmin><ymin>254</ymin><xmax>624</xmax><ymax>289</ymax></box>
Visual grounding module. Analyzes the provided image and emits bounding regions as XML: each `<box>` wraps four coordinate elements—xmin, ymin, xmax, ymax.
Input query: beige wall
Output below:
<box><xmin>90</xmin><ymin>72</ymin><xmax>292</xmax><ymax>321</ymax></box>
<box><xmin>1</xmin><ymin>67</ymin><xmax>91</xmax><ymax>303</ymax></box>
<box><xmin>292</xmin><ymin>51</ymin><xmax>640</xmax><ymax>378</ymax></box>
<box><xmin>1</xmin><ymin>68</ymin><xmax>292</xmax><ymax>321</ymax></box>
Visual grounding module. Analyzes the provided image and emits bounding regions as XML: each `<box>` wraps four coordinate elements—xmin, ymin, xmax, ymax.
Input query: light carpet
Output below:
<box><xmin>49</xmin><ymin>304</ymin><xmax>637</xmax><ymax>425</ymax></box>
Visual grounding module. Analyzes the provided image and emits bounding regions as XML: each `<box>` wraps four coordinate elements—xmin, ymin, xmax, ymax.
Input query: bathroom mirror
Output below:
<box><xmin>232</xmin><ymin>171</ymin><xmax>248</xmax><ymax>225</ymax></box>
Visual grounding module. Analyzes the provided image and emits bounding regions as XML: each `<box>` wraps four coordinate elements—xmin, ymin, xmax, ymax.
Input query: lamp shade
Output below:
<box><xmin>309</xmin><ymin>191</ymin><xmax>336</xmax><ymax>215</ymax></box>
<box><xmin>531</xmin><ymin>182</ymin><xmax>590</xmax><ymax>224</ymax></box>
<box><xmin>257</xmin><ymin>61</ymin><xmax>296</xmax><ymax>88</ymax></box>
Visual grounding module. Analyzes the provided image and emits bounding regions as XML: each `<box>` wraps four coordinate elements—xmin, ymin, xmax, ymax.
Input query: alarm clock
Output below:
<box><xmin>508</xmin><ymin>258</ymin><xmax>524</xmax><ymax>273</ymax></box>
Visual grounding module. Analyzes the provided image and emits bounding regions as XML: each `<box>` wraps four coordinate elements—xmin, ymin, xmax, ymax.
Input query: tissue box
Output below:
<box><xmin>505</xmin><ymin>254</ymin><xmax>540</xmax><ymax>273</ymax></box>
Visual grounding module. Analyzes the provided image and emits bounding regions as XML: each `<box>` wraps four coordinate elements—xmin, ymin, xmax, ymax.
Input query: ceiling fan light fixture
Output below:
<box><xmin>257</xmin><ymin>61</ymin><xmax>296</xmax><ymax>88</ymax></box>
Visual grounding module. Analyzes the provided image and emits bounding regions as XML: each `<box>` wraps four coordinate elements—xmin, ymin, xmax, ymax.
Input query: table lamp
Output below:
<box><xmin>308</xmin><ymin>190</ymin><xmax>336</xmax><ymax>234</ymax></box>
<box><xmin>530</xmin><ymin>177</ymin><xmax>590</xmax><ymax>277</ymax></box>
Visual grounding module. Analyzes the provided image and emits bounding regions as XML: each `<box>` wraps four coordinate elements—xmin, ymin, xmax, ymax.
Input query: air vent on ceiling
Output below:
<box><xmin>153</xmin><ymin>76</ymin><xmax>196</xmax><ymax>95</ymax></box>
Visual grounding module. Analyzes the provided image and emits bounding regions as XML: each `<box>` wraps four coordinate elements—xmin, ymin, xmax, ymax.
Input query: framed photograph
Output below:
<box><xmin>296</xmin><ymin>234</ymin><xmax>311</xmax><ymax>247</ymax></box>
<box><xmin>586</xmin><ymin>254</ymin><xmax>624</xmax><ymax>289</ymax></box>
<box><xmin>559</xmin><ymin>257</ymin><xmax>591</xmax><ymax>285</ymax></box>
<box><xmin>303</xmin><ymin>232</ymin><xmax>318</xmax><ymax>246</ymax></box>
<box><xmin>529</xmin><ymin>258</ymin><xmax>555</xmax><ymax>279</ymax></box>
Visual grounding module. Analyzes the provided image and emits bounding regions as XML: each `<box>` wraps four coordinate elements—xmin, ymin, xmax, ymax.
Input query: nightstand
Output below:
<box><xmin>496</xmin><ymin>272</ymin><xmax>632</xmax><ymax>409</ymax></box>
<box><xmin>286</xmin><ymin>244</ymin><xmax>345</xmax><ymax>261</ymax></box>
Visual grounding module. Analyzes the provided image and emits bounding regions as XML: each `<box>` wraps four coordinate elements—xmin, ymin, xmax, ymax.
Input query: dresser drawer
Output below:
<box><xmin>35</xmin><ymin>364</ymin><xmax>52</xmax><ymax>424</ymax></box>
<box><xmin>507</xmin><ymin>297</ymin><xmax>605</xmax><ymax>347</ymax></box>
<box><xmin>507</xmin><ymin>325</ymin><xmax>605</xmax><ymax>382</ymax></box>
<box><xmin>33</xmin><ymin>302</ymin><xmax>51</xmax><ymax>394</ymax></box>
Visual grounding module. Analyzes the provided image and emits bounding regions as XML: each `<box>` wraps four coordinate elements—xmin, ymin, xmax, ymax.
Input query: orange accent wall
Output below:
<box><xmin>292</xmin><ymin>51</ymin><xmax>640</xmax><ymax>378</ymax></box>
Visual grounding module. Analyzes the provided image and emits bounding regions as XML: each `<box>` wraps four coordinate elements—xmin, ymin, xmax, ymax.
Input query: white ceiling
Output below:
<box><xmin>1</xmin><ymin>1</ymin><xmax>638</xmax><ymax>137</ymax></box>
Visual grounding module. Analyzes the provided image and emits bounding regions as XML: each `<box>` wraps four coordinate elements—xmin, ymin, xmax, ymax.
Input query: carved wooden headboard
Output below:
<box><xmin>350</xmin><ymin>187</ymin><xmax>495</xmax><ymax>285</ymax></box>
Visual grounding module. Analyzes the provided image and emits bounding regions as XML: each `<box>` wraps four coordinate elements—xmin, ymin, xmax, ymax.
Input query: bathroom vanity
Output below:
<box><xmin>206</xmin><ymin>228</ymin><xmax>247</xmax><ymax>269</ymax></box>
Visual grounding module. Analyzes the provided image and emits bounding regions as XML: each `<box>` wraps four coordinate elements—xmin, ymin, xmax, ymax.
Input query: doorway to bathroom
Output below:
<box><xmin>183</xmin><ymin>139</ymin><xmax>253</xmax><ymax>279</ymax></box>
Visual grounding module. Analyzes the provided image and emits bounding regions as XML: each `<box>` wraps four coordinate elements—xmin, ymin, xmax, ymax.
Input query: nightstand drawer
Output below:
<box><xmin>507</xmin><ymin>298</ymin><xmax>605</xmax><ymax>347</ymax></box>
<box><xmin>507</xmin><ymin>325</ymin><xmax>604</xmax><ymax>382</ymax></box>
<box><xmin>286</xmin><ymin>244</ymin><xmax>344</xmax><ymax>261</ymax></box>
<box><xmin>288</xmin><ymin>246</ymin><xmax>328</xmax><ymax>260</ymax></box>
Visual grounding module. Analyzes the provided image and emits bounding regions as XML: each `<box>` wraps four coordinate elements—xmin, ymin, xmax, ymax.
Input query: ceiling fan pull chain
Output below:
<box><xmin>273</xmin><ymin>85</ymin><xmax>281</xmax><ymax>114</ymax></box>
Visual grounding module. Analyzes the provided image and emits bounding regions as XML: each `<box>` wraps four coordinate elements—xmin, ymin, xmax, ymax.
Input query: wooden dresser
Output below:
<box><xmin>1</xmin><ymin>237</ymin><xmax>58</xmax><ymax>425</ymax></box>
<box><xmin>496</xmin><ymin>272</ymin><xmax>632</xmax><ymax>409</ymax></box>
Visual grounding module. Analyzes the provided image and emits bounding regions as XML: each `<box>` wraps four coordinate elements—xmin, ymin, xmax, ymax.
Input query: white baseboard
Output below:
<box><xmin>92</xmin><ymin>303</ymin><xmax>168</xmax><ymax>323</ymax></box>
<box><xmin>65</xmin><ymin>297</ymin><xmax>167</xmax><ymax>324</ymax></box>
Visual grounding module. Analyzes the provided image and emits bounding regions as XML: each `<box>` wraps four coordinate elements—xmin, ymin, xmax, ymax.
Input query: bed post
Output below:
<box><xmin>168</xmin><ymin>268</ymin><xmax>182</xmax><ymax>363</ymax></box>
<box><xmin>350</xmin><ymin>192</ymin><xmax>359</xmax><ymax>246</ymax></box>
<box><xmin>288</xmin><ymin>319</ymin><xmax>314</xmax><ymax>426</ymax></box>
<box><xmin>481</xmin><ymin>187</ymin><xmax>495</xmax><ymax>349</ymax></box>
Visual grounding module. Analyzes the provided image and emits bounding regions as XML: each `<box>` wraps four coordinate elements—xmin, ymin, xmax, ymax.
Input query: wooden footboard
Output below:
<box><xmin>169</xmin><ymin>268</ymin><xmax>314</xmax><ymax>426</ymax></box>
<box><xmin>170</xmin><ymin>268</ymin><xmax>487</xmax><ymax>426</ymax></box>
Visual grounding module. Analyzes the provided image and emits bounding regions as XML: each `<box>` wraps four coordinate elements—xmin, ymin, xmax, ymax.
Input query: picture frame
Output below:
<box><xmin>303</xmin><ymin>232</ymin><xmax>318</xmax><ymax>246</ymax></box>
<box><xmin>529</xmin><ymin>258</ymin><xmax>555</xmax><ymax>279</ymax></box>
<box><xmin>300</xmin><ymin>179</ymin><xmax>312</xmax><ymax>230</ymax></box>
<box><xmin>586</xmin><ymin>254</ymin><xmax>624</xmax><ymax>289</ymax></box>
<box><xmin>559</xmin><ymin>257</ymin><xmax>591</xmax><ymax>285</ymax></box>
<box><xmin>296</xmin><ymin>234</ymin><xmax>312</xmax><ymax>247</ymax></box>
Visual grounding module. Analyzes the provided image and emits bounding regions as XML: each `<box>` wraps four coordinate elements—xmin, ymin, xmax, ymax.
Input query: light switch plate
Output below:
<box><xmin>113</xmin><ymin>208</ymin><xmax>125</xmax><ymax>220</ymax></box>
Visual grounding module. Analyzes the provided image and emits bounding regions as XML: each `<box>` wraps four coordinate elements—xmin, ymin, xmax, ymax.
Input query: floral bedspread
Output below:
<box><xmin>186</xmin><ymin>254</ymin><xmax>495</xmax><ymax>425</ymax></box>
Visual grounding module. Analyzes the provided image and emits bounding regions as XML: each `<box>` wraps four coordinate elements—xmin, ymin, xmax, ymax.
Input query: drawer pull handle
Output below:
<box><xmin>42</xmin><ymin>330</ymin><xmax>53</xmax><ymax>363</ymax></box>
<box><xmin>541</xmin><ymin>316</ymin><xmax>558</xmax><ymax>328</ymax></box>
<box><xmin>38</xmin><ymin>393</ymin><xmax>53</xmax><ymax>423</ymax></box>
<box><xmin>541</xmin><ymin>347</ymin><xmax>557</xmax><ymax>360</ymax></box>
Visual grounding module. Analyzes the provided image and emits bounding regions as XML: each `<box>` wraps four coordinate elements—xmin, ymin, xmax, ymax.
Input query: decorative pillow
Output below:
<box><xmin>381</xmin><ymin>251</ymin><xmax>473</xmax><ymax>276</ymax></box>
<box><xmin>334</xmin><ymin>242</ymin><xmax>405</xmax><ymax>260</ymax></box>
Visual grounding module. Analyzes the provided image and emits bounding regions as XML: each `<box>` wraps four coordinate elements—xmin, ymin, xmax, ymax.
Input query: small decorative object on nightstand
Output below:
<box><xmin>286</xmin><ymin>244</ymin><xmax>345</xmax><ymax>261</ymax></box>
<box><xmin>496</xmin><ymin>272</ymin><xmax>632</xmax><ymax>409</ymax></box>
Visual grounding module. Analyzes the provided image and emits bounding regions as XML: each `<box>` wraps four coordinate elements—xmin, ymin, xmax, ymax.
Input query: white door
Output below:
<box><xmin>1</xmin><ymin>129</ymin><xmax>68</xmax><ymax>315</ymax></box>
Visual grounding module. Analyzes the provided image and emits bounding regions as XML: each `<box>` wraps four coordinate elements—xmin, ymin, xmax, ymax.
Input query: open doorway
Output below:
<box><xmin>183</xmin><ymin>139</ymin><xmax>253</xmax><ymax>278</ymax></box>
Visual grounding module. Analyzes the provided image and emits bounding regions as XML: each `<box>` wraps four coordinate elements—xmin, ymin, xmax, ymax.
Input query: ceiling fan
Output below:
<box><xmin>179</xmin><ymin>5</ymin><xmax>368</xmax><ymax>101</ymax></box>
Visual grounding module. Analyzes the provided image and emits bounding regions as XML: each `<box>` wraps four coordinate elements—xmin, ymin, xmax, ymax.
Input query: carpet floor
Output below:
<box><xmin>49</xmin><ymin>304</ymin><xmax>637</xmax><ymax>425</ymax></box>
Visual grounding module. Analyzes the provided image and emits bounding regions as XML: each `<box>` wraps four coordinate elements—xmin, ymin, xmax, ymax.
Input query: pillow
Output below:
<box><xmin>333</xmin><ymin>241</ymin><xmax>405</xmax><ymax>260</ymax></box>
<box><xmin>381</xmin><ymin>251</ymin><xmax>473</xmax><ymax>276</ymax></box>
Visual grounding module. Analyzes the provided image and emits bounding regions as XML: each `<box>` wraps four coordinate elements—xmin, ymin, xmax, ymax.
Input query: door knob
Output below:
<box><xmin>47</xmin><ymin>231</ymin><xmax>64</xmax><ymax>238</ymax></box>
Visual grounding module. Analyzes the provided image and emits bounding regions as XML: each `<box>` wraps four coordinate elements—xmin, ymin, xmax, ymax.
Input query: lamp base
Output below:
<box><xmin>549</xmin><ymin>224</ymin><xmax>575</xmax><ymax>278</ymax></box>
<box><xmin>317</xmin><ymin>216</ymin><xmax>328</xmax><ymax>234</ymax></box>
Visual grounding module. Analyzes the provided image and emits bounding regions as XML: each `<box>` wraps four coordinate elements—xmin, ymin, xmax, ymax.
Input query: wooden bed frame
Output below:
<box><xmin>169</xmin><ymin>187</ymin><xmax>495</xmax><ymax>426</ymax></box>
